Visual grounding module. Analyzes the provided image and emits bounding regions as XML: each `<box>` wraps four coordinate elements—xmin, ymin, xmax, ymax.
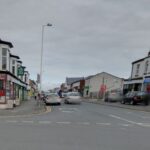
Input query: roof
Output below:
<box><xmin>0</xmin><ymin>39</ymin><xmax>13</xmax><ymax>48</ymax></box>
<box><xmin>10</xmin><ymin>54</ymin><xmax>20</xmax><ymax>59</ymax></box>
<box><xmin>132</xmin><ymin>57</ymin><xmax>145</xmax><ymax>64</ymax></box>
<box><xmin>17</xmin><ymin>60</ymin><xmax>22</xmax><ymax>64</ymax></box>
<box><xmin>132</xmin><ymin>52</ymin><xmax>150</xmax><ymax>64</ymax></box>
<box><xmin>66</xmin><ymin>77</ymin><xmax>84</xmax><ymax>85</ymax></box>
<box><xmin>85</xmin><ymin>75</ymin><xmax>94</xmax><ymax>80</ymax></box>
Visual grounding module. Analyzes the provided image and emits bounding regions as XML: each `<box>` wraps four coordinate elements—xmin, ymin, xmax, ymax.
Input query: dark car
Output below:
<box><xmin>121</xmin><ymin>91</ymin><xmax>150</xmax><ymax>105</ymax></box>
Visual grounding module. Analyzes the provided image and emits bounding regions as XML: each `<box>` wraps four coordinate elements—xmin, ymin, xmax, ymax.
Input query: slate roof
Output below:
<box><xmin>66</xmin><ymin>77</ymin><xmax>84</xmax><ymax>85</ymax></box>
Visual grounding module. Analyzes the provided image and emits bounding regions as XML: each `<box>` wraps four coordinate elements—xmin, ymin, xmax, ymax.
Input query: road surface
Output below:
<box><xmin>0</xmin><ymin>101</ymin><xmax>150</xmax><ymax>150</ymax></box>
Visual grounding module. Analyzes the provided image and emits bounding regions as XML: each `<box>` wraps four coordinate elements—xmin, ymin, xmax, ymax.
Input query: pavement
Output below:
<box><xmin>0</xmin><ymin>101</ymin><xmax>149</xmax><ymax>149</ymax></box>
<box><xmin>83</xmin><ymin>98</ymin><xmax>150</xmax><ymax>112</ymax></box>
<box><xmin>0</xmin><ymin>98</ymin><xmax>47</xmax><ymax>117</ymax></box>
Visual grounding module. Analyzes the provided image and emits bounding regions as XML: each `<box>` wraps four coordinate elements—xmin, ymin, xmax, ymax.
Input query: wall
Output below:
<box><xmin>87</xmin><ymin>73</ymin><xmax>123</xmax><ymax>99</ymax></box>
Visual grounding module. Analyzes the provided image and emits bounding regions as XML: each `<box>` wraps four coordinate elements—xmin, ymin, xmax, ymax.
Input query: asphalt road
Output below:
<box><xmin>0</xmin><ymin>101</ymin><xmax>150</xmax><ymax>150</ymax></box>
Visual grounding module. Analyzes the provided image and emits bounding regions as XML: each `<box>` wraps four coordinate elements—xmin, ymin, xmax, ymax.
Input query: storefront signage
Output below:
<box><xmin>144</xmin><ymin>78</ymin><xmax>150</xmax><ymax>83</ymax></box>
<box><xmin>18</xmin><ymin>66</ymin><xmax>25</xmax><ymax>76</ymax></box>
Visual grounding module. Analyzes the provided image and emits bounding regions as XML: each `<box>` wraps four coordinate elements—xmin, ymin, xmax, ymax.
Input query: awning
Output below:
<box><xmin>144</xmin><ymin>78</ymin><xmax>150</xmax><ymax>83</ymax></box>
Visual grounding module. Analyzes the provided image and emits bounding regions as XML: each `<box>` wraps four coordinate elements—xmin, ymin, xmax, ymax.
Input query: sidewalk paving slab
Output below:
<box><xmin>0</xmin><ymin>99</ymin><xmax>47</xmax><ymax>117</ymax></box>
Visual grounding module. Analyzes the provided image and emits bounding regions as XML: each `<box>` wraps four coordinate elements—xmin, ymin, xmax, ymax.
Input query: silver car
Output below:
<box><xmin>64</xmin><ymin>92</ymin><xmax>82</xmax><ymax>104</ymax></box>
<box><xmin>105</xmin><ymin>91</ymin><xmax>123</xmax><ymax>102</ymax></box>
<box><xmin>45</xmin><ymin>93</ymin><xmax>61</xmax><ymax>105</ymax></box>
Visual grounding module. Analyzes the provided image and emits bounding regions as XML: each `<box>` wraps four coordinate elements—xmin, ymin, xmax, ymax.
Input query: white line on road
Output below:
<box><xmin>22</xmin><ymin>121</ymin><xmax>34</xmax><ymax>123</ymax></box>
<box><xmin>38</xmin><ymin>121</ymin><xmax>52</xmax><ymax>124</ymax></box>
<box><xmin>62</xmin><ymin>111</ymin><xmax>74</xmax><ymax>113</ymax></box>
<box><xmin>6</xmin><ymin>120</ymin><xmax>18</xmax><ymax>123</ymax></box>
<box><xmin>96</xmin><ymin>123</ymin><xmax>111</xmax><ymax>126</ymax></box>
<box><xmin>56</xmin><ymin>122</ymin><xmax>71</xmax><ymax>125</ymax></box>
<box><xmin>119</xmin><ymin>124</ymin><xmax>133</xmax><ymax>127</ymax></box>
<box><xmin>77</xmin><ymin>122</ymin><xmax>90</xmax><ymax>125</ymax></box>
<box><xmin>109</xmin><ymin>114</ymin><xmax>137</xmax><ymax>124</ymax></box>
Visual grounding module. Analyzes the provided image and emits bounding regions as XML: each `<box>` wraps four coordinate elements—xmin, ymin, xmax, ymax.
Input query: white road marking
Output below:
<box><xmin>22</xmin><ymin>121</ymin><xmax>34</xmax><ymax>123</ymax></box>
<box><xmin>77</xmin><ymin>122</ymin><xmax>90</xmax><ymax>125</ymax></box>
<box><xmin>38</xmin><ymin>121</ymin><xmax>52</xmax><ymax>124</ymax></box>
<box><xmin>109</xmin><ymin>114</ymin><xmax>137</xmax><ymax>124</ymax></box>
<box><xmin>136</xmin><ymin>123</ymin><xmax>150</xmax><ymax>127</ymax></box>
<box><xmin>119</xmin><ymin>124</ymin><xmax>133</xmax><ymax>127</ymax></box>
<box><xmin>96</xmin><ymin>123</ymin><xmax>111</xmax><ymax>126</ymax></box>
<box><xmin>62</xmin><ymin>111</ymin><xmax>74</xmax><ymax>113</ymax></box>
<box><xmin>56</xmin><ymin>122</ymin><xmax>71</xmax><ymax>124</ymax></box>
<box><xmin>59</xmin><ymin>108</ymin><xmax>78</xmax><ymax>111</ymax></box>
<box><xmin>6</xmin><ymin>120</ymin><xmax>18</xmax><ymax>123</ymax></box>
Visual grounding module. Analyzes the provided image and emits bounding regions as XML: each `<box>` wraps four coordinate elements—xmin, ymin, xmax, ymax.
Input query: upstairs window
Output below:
<box><xmin>12</xmin><ymin>66</ymin><xmax>15</xmax><ymax>74</ymax></box>
<box><xmin>144</xmin><ymin>61</ymin><xmax>149</xmax><ymax>74</ymax></box>
<box><xmin>2</xmin><ymin>48</ymin><xmax>7</xmax><ymax>70</ymax></box>
<box><xmin>136</xmin><ymin>64</ymin><xmax>140</xmax><ymax>76</ymax></box>
<box><xmin>12</xmin><ymin>60</ymin><xmax>15</xmax><ymax>75</ymax></box>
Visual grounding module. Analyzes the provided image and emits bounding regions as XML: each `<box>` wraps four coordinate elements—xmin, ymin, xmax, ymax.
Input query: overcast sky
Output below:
<box><xmin>0</xmin><ymin>0</ymin><xmax>150</xmax><ymax>90</ymax></box>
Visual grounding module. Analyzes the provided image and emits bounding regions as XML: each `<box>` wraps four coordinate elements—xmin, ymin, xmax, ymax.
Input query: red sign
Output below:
<box><xmin>0</xmin><ymin>74</ymin><xmax>6</xmax><ymax>80</ymax></box>
<box><xmin>0</xmin><ymin>90</ymin><xmax>5</xmax><ymax>96</ymax></box>
<box><xmin>100</xmin><ymin>84</ymin><xmax>107</xmax><ymax>93</ymax></box>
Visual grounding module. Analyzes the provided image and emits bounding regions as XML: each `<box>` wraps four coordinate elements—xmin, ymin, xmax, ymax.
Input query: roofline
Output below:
<box><xmin>90</xmin><ymin>72</ymin><xmax>123</xmax><ymax>80</ymax></box>
<box><xmin>0</xmin><ymin>39</ymin><xmax>13</xmax><ymax>48</ymax></box>
<box><xmin>71</xmin><ymin>79</ymin><xmax>85</xmax><ymax>85</ymax></box>
<box><xmin>17</xmin><ymin>60</ymin><xmax>22</xmax><ymax>64</ymax></box>
<box><xmin>10</xmin><ymin>54</ymin><xmax>20</xmax><ymax>59</ymax></box>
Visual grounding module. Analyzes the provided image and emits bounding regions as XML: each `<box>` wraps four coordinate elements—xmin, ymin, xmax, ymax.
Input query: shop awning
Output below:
<box><xmin>144</xmin><ymin>78</ymin><xmax>150</xmax><ymax>83</ymax></box>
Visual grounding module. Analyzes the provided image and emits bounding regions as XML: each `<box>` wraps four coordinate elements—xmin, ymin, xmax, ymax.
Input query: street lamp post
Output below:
<box><xmin>40</xmin><ymin>23</ymin><xmax>52</xmax><ymax>93</ymax></box>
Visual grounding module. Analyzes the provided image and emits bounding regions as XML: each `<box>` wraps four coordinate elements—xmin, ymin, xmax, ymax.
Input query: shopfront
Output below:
<box><xmin>143</xmin><ymin>77</ymin><xmax>150</xmax><ymax>93</ymax></box>
<box><xmin>0</xmin><ymin>72</ymin><xmax>27</xmax><ymax>108</ymax></box>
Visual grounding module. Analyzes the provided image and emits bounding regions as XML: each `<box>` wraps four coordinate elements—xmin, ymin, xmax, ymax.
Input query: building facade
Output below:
<box><xmin>0</xmin><ymin>39</ymin><xmax>29</xmax><ymax>109</ymax></box>
<box><xmin>124</xmin><ymin>52</ymin><xmax>150</xmax><ymax>94</ymax></box>
<box><xmin>84</xmin><ymin>72</ymin><xmax>123</xmax><ymax>99</ymax></box>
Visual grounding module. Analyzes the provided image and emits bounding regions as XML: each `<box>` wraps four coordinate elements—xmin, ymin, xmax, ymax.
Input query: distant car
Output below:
<box><xmin>64</xmin><ymin>92</ymin><xmax>82</xmax><ymax>104</ymax></box>
<box><xmin>104</xmin><ymin>91</ymin><xmax>123</xmax><ymax>102</ymax></box>
<box><xmin>133</xmin><ymin>91</ymin><xmax>150</xmax><ymax>105</ymax></box>
<box><xmin>121</xmin><ymin>91</ymin><xmax>150</xmax><ymax>105</ymax></box>
<box><xmin>45</xmin><ymin>93</ymin><xmax>61</xmax><ymax>105</ymax></box>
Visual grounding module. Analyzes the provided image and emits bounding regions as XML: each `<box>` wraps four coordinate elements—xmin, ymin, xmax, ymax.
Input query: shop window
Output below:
<box><xmin>2</xmin><ymin>48</ymin><xmax>7</xmax><ymax>70</ymax></box>
<box><xmin>0</xmin><ymin>80</ymin><xmax>3</xmax><ymax>90</ymax></box>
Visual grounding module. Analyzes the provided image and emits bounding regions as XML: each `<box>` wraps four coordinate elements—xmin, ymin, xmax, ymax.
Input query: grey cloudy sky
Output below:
<box><xmin>0</xmin><ymin>0</ymin><xmax>150</xmax><ymax>89</ymax></box>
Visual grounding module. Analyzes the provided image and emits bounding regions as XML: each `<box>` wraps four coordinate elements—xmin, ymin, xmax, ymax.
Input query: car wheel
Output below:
<box><xmin>121</xmin><ymin>100</ymin><xmax>125</xmax><ymax>104</ymax></box>
<box><xmin>130</xmin><ymin>100</ymin><xmax>135</xmax><ymax>105</ymax></box>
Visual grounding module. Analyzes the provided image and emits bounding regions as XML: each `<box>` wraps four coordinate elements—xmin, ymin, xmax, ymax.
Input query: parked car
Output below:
<box><xmin>64</xmin><ymin>92</ymin><xmax>82</xmax><ymax>104</ymax></box>
<box><xmin>121</xmin><ymin>91</ymin><xmax>150</xmax><ymax>105</ymax></box>
<box><xmin>45</xmin><ymin>93</ymin><xmax>61</xmax><ymax>105</ymax></box>
<box><xmin>104</xmin><ymin>91</ymin><xmax>123</xmax><ymax>102</ymax></box>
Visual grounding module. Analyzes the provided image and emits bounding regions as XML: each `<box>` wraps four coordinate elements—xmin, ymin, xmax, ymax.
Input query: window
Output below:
<box><xmin>12</xmin><ymin>59</ymin><xmax>16</xmax><ymax>75</ymax></box>
<box><xmin>25</xmin><ymin>74</ymin><xmax>27</xmax><ymax>82</ymax></box>
<box><xmin>2</xmin><ymin>48</ymin><xmax>7</xmax><ymax>70</ymax></box>
<box><xmin>0</xmin><ymin>80</ymin><xmax>3</xmax><ymax>90</ymax></box>
<box><xmin>144</xmin><ymin>61</ymin><xmax>149</xmax><ymax>74</ymax></box>
<box><xmin>136</xmin><ymin>64</ymin><xmax>140</xmax><ymax>76</ymax></box>
<box><xmin>12</xmin><ymin>66</ymin><xmax>15</xmax><ymax>74</ymax></box>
